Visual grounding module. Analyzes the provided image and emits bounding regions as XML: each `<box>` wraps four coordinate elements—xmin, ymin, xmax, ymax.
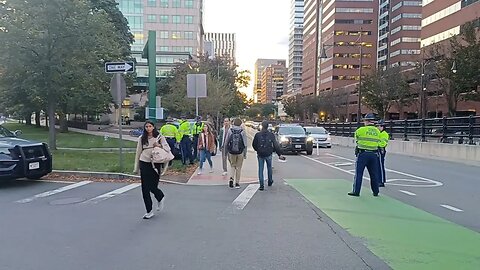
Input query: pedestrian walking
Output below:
<box><xmin>218</xmin><ymin>118</ymin><xmax>231</xmax><ymax>176</ymax></box>
<box><xmin>192</xmin><ymin>116</ymin><xmax>204</xmax><ymax>161</ymax></box>
<box><xmin>197</xmin><ymin>124</ymin><xmax>216</xmax><ymax>174</ymax></box>
<box><xmin>225</xmin><ymin>118</ymin><xmax>247</xmax><ymax>189</ymax></box>
<box><xmin>133</xmin><ymin>120</ymin><xmax>168</xmax><ymax>219</ymax></box>
<box><xmin>348</xmin><ymin>113</ymin><xmax>381</xmax><ymax>197</ymax></box>
<box><xmin>252</xmin><ymin>121</ymin><xmax>285</xmax><ymax>191</ymax></box>
<box><xmin>377</xmin><ymin>119</ymin><xmax>389</xmax><ymax>187</ymax></box>
<box><xmin>178</xmin><ymin>117</ymin><xmax>194</xmax><ymax>165</ymax></box>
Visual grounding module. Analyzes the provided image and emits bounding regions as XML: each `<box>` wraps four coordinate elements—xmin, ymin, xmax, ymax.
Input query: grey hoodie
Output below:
<box><xmin>224</xmin><ymin>125</ymin><xmax>247</xmax><ymax>158</ymax></box>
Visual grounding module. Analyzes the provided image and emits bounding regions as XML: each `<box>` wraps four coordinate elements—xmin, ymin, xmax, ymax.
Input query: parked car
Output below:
<box><xmin>0</xmin><ymin>125</ymin><xmax>52</xmax><ymax>181</ymax></box>
<box><xmin>304</xmin><ymin>126</ymin><xmax>332</xmax><ymax>148</ymax></box>
<box><xmin>274</xmin><ymin>124</ymin><xmax>314</xmax><ymax>155</ymax></box>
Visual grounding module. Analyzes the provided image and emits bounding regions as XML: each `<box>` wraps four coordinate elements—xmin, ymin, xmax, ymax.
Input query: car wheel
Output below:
<box><xmin>306</xmin><ymin>149</ymin><xmax>313</xmax><ymax>155</ymax></box>
<box><xmin>327</xmin><ymin>146</ymin><xmax>332</xmax><ymax>148</ymax></box>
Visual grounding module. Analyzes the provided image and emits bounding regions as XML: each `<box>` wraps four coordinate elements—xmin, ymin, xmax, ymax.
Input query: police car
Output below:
<box><xmin>274</xmin><ymin>124</ymin><xmax>314</xmax><ymax>155</ymax></box>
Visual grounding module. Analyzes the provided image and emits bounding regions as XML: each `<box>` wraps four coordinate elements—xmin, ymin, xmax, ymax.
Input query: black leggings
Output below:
<box><xmin>139</xmin><ymin>161</ymin><xmax>165</xmax><ymax>212</ymax></box>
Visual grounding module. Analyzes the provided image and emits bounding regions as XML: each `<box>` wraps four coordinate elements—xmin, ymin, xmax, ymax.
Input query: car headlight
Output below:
<box><xmin>306</xmin><ymin>136</ymin><xmax>314</xmax><ymax>142</ymax></box>
<box><xmin>326</xmin><ymin>136</ymin><xmax>331</xmax><ymax>141</ymax></box>
<box><xmin>280</xmin><ymin>136</ymin><xmax>289</xmax><ymax>143</ymax></box>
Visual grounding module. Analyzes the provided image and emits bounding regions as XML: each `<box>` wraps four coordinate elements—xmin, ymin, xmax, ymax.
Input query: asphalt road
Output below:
<box><xmin>0</xmin><ymin>179</ymin><xmax>388</xmax><ymax>270</ymax></box>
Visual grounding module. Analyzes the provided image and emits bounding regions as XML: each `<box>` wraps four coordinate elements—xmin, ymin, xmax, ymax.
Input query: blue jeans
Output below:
<box><xmin>199</xmin><ymin>149</ymin><xmax>212</xmax><ymax>170</ymax></box>
<box><xmin>257</xmin><ymin>155</ymin><xmax>273</xmax><ymax>188</ymax></box>
<box><xmin>353</xmin><ymin>151</ymin><xmax>380</xmax><ymax>195</ymax></box>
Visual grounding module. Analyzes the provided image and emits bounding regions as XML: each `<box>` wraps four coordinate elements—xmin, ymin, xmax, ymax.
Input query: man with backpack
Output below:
<box><xmin>225</xmin><ymin>118</ymin><xmax>247</xmax><ymax>189</ymax></box>
<box><xmin>252</xmin><ymin>121</ymin><xmax>285</xmax><ymax>191</ymax></box>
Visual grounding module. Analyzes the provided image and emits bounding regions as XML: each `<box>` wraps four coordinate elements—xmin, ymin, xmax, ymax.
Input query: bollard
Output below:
<box><xmin>316</xmin><ymin>141</ymin><xmax>319</xmax><ymax>156</ymax></box>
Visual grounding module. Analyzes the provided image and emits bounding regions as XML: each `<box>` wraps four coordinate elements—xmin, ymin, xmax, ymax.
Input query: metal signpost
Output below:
<box><xmin>187</xmin><ymin>74</ymin><xmax>207</xmax><ymax>116</ymax></box>
<box><xmin>106</xmin><ymin>61</ymin><xmax>135</xmax><ymax>171</ymax></box>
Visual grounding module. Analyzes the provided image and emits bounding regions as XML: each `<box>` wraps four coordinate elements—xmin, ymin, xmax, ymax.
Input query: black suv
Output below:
<box><xmin>0</xmin><ymin>125</ymin><xmax>52</xmax><ymax>181</ymax></box>
<box><xmin>274</xmin><ymin>124</ymin><xmax>314</xmax><ymax>155</ymax></box>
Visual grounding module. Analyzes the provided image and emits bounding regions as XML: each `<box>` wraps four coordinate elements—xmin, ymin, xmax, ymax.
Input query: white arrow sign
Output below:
<box><xmin>104</xmin><ymin>61</ymin><xmax>135</xmax><ymax>73</ymax></box>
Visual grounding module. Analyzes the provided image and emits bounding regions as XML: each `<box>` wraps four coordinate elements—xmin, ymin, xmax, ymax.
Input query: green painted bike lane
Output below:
<box><xmin>286</xmin><ymin>179</ymin><xmax>480</xmax><ymax>270</ymax></box>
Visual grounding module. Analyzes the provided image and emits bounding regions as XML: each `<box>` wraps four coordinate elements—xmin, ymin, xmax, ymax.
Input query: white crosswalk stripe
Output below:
<box><xmin>82</xmin><ymin>183</ymin><xmax>141</xmax><ymax>204</ymax></box>
<box><xmin>16</xmin><ymin>181</ymin><xmax>92</xmax><ymax>203</ymax></box>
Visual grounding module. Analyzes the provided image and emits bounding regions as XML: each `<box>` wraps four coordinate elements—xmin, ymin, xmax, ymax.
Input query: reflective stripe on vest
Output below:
<box><xmin>355</xmin><ymin>126</ymin><xmax>380</xmax><ymax>150</ymax></box>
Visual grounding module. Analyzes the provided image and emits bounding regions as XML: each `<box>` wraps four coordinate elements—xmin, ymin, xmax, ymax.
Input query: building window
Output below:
<box><xmin>159</xmin><ymin>46</ymin><xmax>169</xmax><ymax>51</ymax></box>
<box><xmin>185</xmin><ymin>0</ymin><xmax>193</xmax><ymax>8</ymax></box>
<box><xmin>147</xmin><ymin>0</ymin><xmax>156</xmax><ymax>7</ymax></box>
<box><xmin>172</xmin><ymin>46</ymin><xmax>183</xmax><ymax>52</ymax></box>
<box><xmin>172</xmin><ymin>31</ymin><xmax>182</xmax><ymax>39</ymax></box>
<box><xmin>160</xmin><ymin>15</ymin><xmax>169</xmax><ymax>23</ymax></box>
<box><xmin>184</xmin><ymin>47</ymin><xmax>194</xmax><ymax>54</ymax></box>
<box><xmin>172</xmin><ymin>15</ymin><xmax>181</xmax><ymax>24</ymax></box>
<box><xmin>336</xmin><ymin>8</ymin><xmax>373</xmax><ymax>13</ymax></box>
<box><xmin>160</xmin><ymin>31</ymin><xmax>169</xmax><ymax>39</ymax></box>
<box><xmin>172</xmin><ymin>0</ymin><xmax>181</xmax><ymax>7</ymax></box>
<box><xmin>184</xmin><ymin>31</ymin><xmax>194</xmax><ymax>39</ymax></box>
<box><xmin>160</xmin><ymin>0</ymin><xmax>169</xmax><ymax>7</ymax></box>
<box><xmin>147</xmin><ymin>15</ymin><xmax>156</xmax><ymax>22</ymax></box>
<box><xmin>184</xmin><ymin>15</ymin><xmax>194</xmax><ymax>24</ymax></box>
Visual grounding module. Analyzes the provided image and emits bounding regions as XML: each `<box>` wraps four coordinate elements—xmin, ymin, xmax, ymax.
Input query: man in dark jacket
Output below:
<box><xmin>252</xmin><ymin>121</ymin><xmax>285</xmax><ymax>191</ymax></box>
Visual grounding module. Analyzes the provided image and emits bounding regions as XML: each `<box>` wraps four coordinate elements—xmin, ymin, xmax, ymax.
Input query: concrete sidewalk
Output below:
<box><xmin>66</xmin><ymin>126</ymin><xmax>139</xmax><ymax>142</ymax></box>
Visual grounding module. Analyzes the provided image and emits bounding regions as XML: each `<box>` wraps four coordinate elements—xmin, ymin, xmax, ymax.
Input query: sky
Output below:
<box><xmin>203</xmin><ymin>0</ymin><xmax>290</xmax><ymax>99</ymax></box>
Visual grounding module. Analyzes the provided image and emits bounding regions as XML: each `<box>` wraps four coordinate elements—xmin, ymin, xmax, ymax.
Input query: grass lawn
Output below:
<box><xmin>2</xmin><ymin>123</ymin><xmax>191</xmax><ymax>175</ymax></box>
<box><xmin>2</xmin><ymin>123</ymin><xmax>137</xmax><ymax>148</ymax></box>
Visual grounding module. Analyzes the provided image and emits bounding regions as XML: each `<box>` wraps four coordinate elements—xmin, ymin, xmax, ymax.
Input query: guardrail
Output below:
<box><xmin>318</xmin><ymin>115</ymin><xmax>480</xmax><ymax>145</ymax></box>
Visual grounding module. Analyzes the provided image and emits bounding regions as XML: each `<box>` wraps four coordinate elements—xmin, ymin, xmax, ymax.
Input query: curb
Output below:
<box><xmin>51</xmin><ymin>170</ymin><xmax>188</xmax><ymax>185</ymax></box>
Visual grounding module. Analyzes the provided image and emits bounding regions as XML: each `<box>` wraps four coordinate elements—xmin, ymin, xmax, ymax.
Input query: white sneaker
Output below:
<box><xmin>197</xmin><ymin>171</ymin><xmax>202</xmax><ymax>175</ymax></box>
<box><xmin>222</xmin><ymin>172</ymin><xmax>228</xmax><ymax>176</ymax></box>
<box><xmin>142</xmin><ymin>211</ymin><xmax>154</xmax><ymax>219</ymax></box>
<box><xmin>157</xmin><ymin>199</ymin><xmax>164</xmax><ymax>212</ymax></box>
<box><xmin>209</xmin><ymin>167</ymin><xmax>214</xmax><ymax>173</ymax></box>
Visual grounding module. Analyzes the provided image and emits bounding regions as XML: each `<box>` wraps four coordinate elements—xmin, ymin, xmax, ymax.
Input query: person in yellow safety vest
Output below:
<box><xmin>376</xmin><ymin>119</ymin><xmax>389</xmax><ymax>187</ymax></box>
<box><xmin>160</xmin><ymin>121</ymin><xmax>180</xmax><ymax>166</ymax></box>
<box><xmin>178</xmin><ymin>118</ymin><xmax>194</xmax><ymax>165</ymax></box>
<box><xmin>348</xmin><ymin>113</ymin><xmax>381</xmax><ymax>197</ymax></box>
<box><xmin>191</xmin><ymin>116</ymin><xmax>204</xmax><ymax>161</ymax></box>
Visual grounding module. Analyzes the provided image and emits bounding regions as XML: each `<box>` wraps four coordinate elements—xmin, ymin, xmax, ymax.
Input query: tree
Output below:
<box><xmin>431</xmin><ymin>22</ymin><xmax>480</xmax><ymax>116</ymax></box>
<box><xmin>0</xmin><ymin>0</ymin><xmax>130</xmax><ymax>149</ymax></box>
<box><xmin>282</xmin><ymin>94</ymin><xmax>305</xmax><ymax>120</ymax></box>
<box><xmin>361</xmin><ymin>67</ymin><xmax>411</xmax><ymax>119</ymax></box>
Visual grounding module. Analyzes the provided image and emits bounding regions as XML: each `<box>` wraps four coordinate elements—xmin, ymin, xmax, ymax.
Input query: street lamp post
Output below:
<box><xmin>320</xmin><ymin>30</ymin><xmax>364</xmax><ymax>127</ymax></box>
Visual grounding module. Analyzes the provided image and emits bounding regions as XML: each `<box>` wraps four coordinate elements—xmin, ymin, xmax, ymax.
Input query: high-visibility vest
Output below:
<box><xmin>379</xmin><ymin>130</ymin><xmax>390</xmax><ymax>148</ymax></box>
<box><xmin>178</xmin><ymin>121</ymin><xmax>192</xmax><ymax>137</ymax></box>
<box><xmin>354</xmin><ymin>125</ymin><xmax>380</xmax><ymax>151</ymax></box>
<box><xmin>192</xmin><ymin>122</ymin><xmax>204</xmax><ymax>135</ymax></box>
<box><xmin>160</xmin><ymin>124</ymin><xmax>180</xmax><ymax>142</ymax></box>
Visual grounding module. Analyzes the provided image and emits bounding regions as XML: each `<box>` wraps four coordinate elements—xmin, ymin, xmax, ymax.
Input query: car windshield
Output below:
<box><xmin>278</xmin><ymin>126</ymin><xmax>305</xmax><ymax>135</ymax></box>
<box><xmin>0</xmin><ymin>125</ymin><xmax>15</xmax><ymax>138</ymax></box>
<box><xmin>305</xmin><ymin>127</ymin><xmax>327</xmax><ymax>134</ymax></box>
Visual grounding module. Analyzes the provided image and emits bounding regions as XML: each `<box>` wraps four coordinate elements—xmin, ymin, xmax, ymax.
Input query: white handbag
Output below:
<box><xmin>151</xmin><ymin>136</ymin><xmax>174</xmax><ymax>164</ymax></box>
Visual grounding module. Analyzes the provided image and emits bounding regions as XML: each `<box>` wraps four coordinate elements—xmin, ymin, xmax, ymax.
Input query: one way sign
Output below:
<box><xmin>105</xmin><ymin>61</ymin><xmax>135</xmax><ymax>73</ymax></box>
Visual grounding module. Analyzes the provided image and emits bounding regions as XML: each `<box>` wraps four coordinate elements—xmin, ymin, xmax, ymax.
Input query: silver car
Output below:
<box><xmin>304</xmin><ymin>127</ymin><xmax>332</xmax><ymax>148</ymax></box>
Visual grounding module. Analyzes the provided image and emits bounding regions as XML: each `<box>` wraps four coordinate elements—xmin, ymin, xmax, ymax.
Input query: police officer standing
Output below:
<box><xmin>348</xmin><ymin>113</ymin><xmax>381</xmax><ymax>197</ymax></box>
<box><xmin>160</xmin><ymin>120</ymin><xmax>180</xmax><ymax>166</ymax></box>
<box><xmin>178</xmin><ymin>117</ymin><xmax>194</xmax><ymax>165</ymax></box>
<box><xmin>191</xmin><ymin>116</ymin><xmax>204</xmax><ymax>161</ymax></box>
<box><xmin>377</xmin><ymin>119</ymin><xmax>389</xmax><ymax>187</ymax></box>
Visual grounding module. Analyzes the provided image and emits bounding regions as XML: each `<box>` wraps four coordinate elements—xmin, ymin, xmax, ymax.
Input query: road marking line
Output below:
<box><xmin>232</xmin><ymin>184</ymin><xmax>259</xmax><ymax>210</ymax></box>
<box><xmin>325</xmin><ymin>153</ymin><xmax>443</xmax><ymax>187</ymax></box>
<box><xmin>440</xmin><ymin>204</ymin><xmax>464</xmax><ymax>212</ymax></box>
<box><xmin>83</xmin><ymin>183</ymin><xmax>140</xmax><ymax>204</ymax></box>
<box><xmin>398</xmin><ymin>190</ymin><xmax>416</xmax><ymax>196</ymax></box>
<box><xmin>16</xmin><ymin>181</ymin><xmax>92</xmax><ymax>203</ymax></box>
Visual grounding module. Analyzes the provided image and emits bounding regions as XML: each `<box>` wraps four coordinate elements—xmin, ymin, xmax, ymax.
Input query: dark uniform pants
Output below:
<box><xmin>180</xmin><ymin>135</ymin><xmax>193</xmax><ymax>165</ymax></box>
<box><xmin>192</xmin><ymin>134</ymin><xmax>199</xmax><ymax>160</ymax></box>
<box><xmin>353</xmin><ymin>151</ymin><xmax>380</xmax><ymax>195</ymax></box>
<box><xmin>165</xmin><ymin>137</ymin><xmax>177</xmax><ymax>164</ymax></box>
<box><xmin>379</xmin><ymin>149</ymin><xmax>386</xmax><ymax>185</ymax></box>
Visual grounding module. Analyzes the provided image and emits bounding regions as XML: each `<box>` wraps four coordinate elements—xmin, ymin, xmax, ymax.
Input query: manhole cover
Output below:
<box><xmin>50</xmin><ymin>198</ymin><xmax>86</xmax><ymax>205</ymax></box>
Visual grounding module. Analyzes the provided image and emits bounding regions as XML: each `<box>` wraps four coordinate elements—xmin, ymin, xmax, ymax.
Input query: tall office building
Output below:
<box><xmin>254</xmin><ymin>59</ymin><xmax>284</xmax><ymax>103</ymax></box>
<box><xmin>318</xmin><ymin>0</ymin><xmax>379</xmax><ymax>94</ymax></box>
<box><xmin>421</xmin><ymin>0</ymin><xmax>480</xmax><ymax>49</ymax></box>
<box><xmin>204</xmin><ymin>32</ymin><xmax>236</xmax><ymax>63</ymax></box>
<box><xmin>116</xmin><ymin>0</ymin><xmax>204</xmax><ymax>82</ymax></box>
<box><xmin>260</xmin><ymin>60</ymin><xmax>287</xmax><ymax>104</ymax></box>
<box><xmin>376</xmin><ymin>0</ymin><xmax>422</xmax><ymax>70</ymax></box>
<box><xmin>287</xmin><ymin>0</ymin><xmax>304</xmax><ymax>95</ymax></box>
<box><xmin>302</xmin><ymin>0</ymin><xmax>320</xmax><ymax>96</ymax></box>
